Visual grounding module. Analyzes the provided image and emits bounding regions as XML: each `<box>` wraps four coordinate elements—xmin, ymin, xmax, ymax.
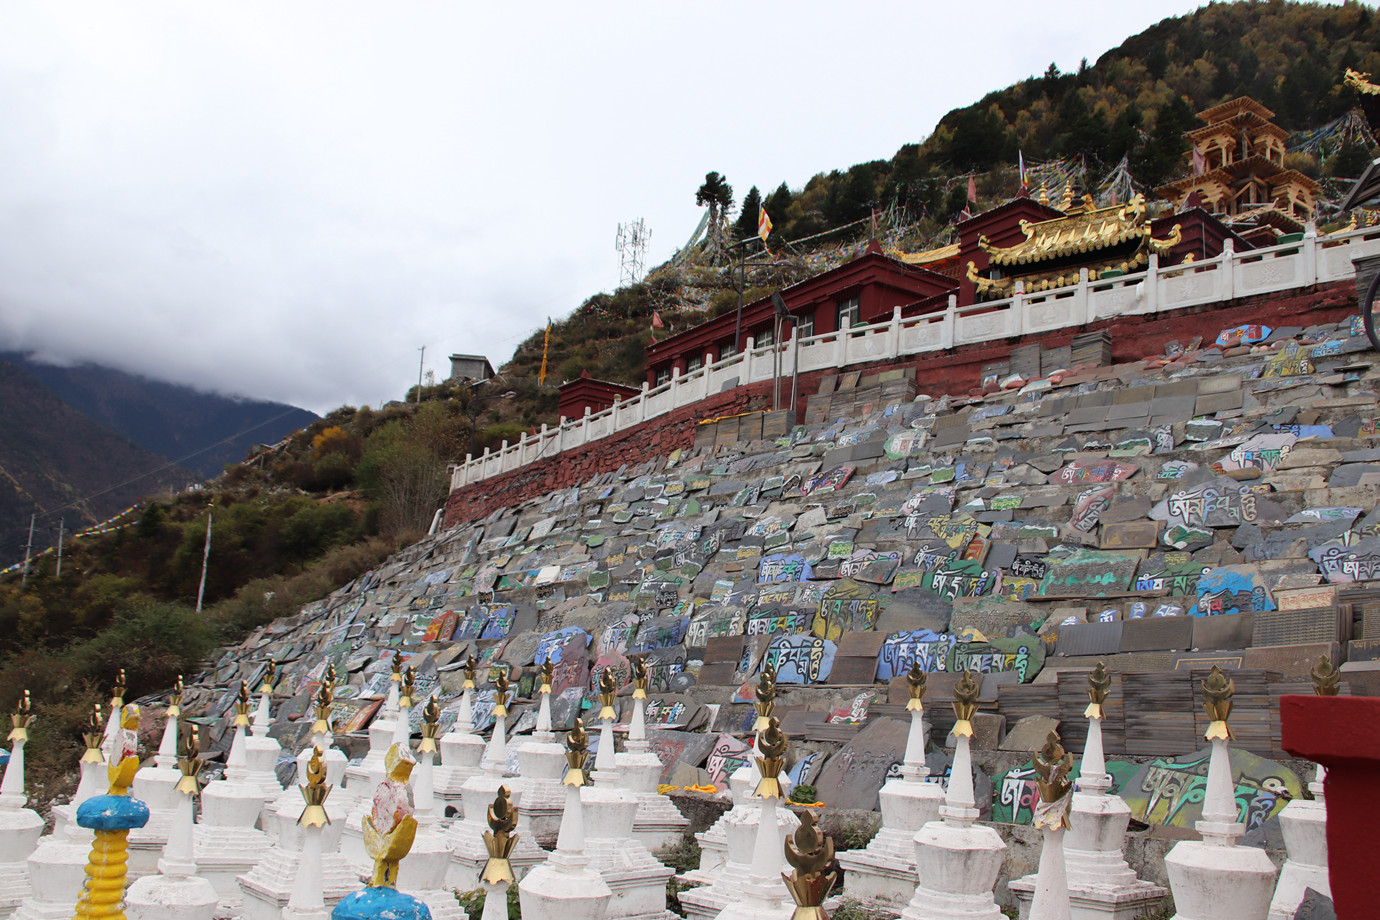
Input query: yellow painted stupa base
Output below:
<box><xmin>73</xmin><ymin>829</ymin><xmax>131</xmax><ymax>920</ymax></box>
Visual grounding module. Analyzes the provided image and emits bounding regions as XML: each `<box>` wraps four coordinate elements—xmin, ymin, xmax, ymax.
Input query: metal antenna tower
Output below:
<box><xmin>615</xmin><ymin>219</ymin><xmax>650</xmax><ymax>287</ymax></box>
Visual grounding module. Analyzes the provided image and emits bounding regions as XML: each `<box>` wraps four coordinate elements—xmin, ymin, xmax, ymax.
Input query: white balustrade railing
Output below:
<box><xmin>449</xmin><ymin>223</ymin><xmax>1380</xmax><ymax>490</ymax></box>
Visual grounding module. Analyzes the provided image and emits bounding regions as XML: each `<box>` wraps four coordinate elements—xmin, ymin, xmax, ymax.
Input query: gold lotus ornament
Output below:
<box><xmin>1085</xmin><ymin>662</ymin><xmax>1111</xmax><ymax>719</ymax></box>
<box><xmin>539</xmin><ymin>660</ymin><xmax>553</xmax><ymax>694</ymax></box>
<box><xmin>390</xmin><ymin>651</ymin><xmax>404</xmax><ymax>684</ymax></box>
<box><xmin>951</xmin><ymin>671</ymin><xmax>980</xmax><ymax>738</ymax></box>
<box><xmin>464</xmin><ymin>656</ymin><xmax>479</xmax><ymax>691</ymax></box>
<box><xmin>481</xmin><ymin>785</ymin><xmax>519</xmax><ymax>884</ymax></box>
<box><xmin>1201</xmin><ymin>665</ymin><xmax>1235</xmax><ymax>741</ymax></box>
<box><xmin>905</xmin><ymin>663</ymin><xmax>927</xmax><ymax>713</ymax></box>
<box><xmin>400</xmin><ymin>666</ymin><xmax>416</xmax><ymax>709</ymax></box>
<box><xmin>8</xmin><ymin>691</ymin><xmax>32</xmax><ymax>743</ymax></box>
<box><xmin>111</xmin><ymin>669</ymin><xmax>127</xmax><ymax>710</ymax></box>
<box><xmin>493</xmin><ymin>670</ymin><xmax>510</xmax><ymax>718</ymax></box>
<box><xmin>167</xmin><ymin>675</ymin><xmax>184</xmax><ymax>719</ymax></box>
<box><xmin>1311</xmin><ymin>656</ymin><xmax>1341</xmax><ymax>697</ymax></box>
<box><xmin>298</xmin><ymin>746</ymin><xmax>331</xmax><ymax>828</ymax></box>
<box><xmin>781</xmin><ymin>811</ymin><xmax>838</xmax><ymax>920</ymax></box>
<box><xmin>1031</xmin><ymin>731</ymin><xmax>1074</xmax><ymax>831</ymax></box>
<box><xmin>753</xmin><ymin>717</ymin><xmax>789</xmax><ymax>799</ymax></box>
<box><xmin>630</xmin><ymin>655</ymin><xmax>648</xmax><ymax>700</ymax></box>
<box><xmin>563</xmin><ymin>719</ymin><xmax>590</xmax><ymax>786</ymax></box>
<box><xmin>754</xmin><ymin>665</ymin><xmax>778</xmax><ymax>732</ymax></box>
<box><xmin>233</xmin><ymin>680</ymin><xmax>252</xmax><ymax>727</ymax></box>
<box><xmin>175</xmin><ymin>725</ymin><xmax>204</xmax><ymax>796</ymax></box>
<box><xmin>311</xmin><ymin>682</ymin><xmax>335</xmax><ymax>737</ymax></box>
<box><xmin>419</xmin><ymin>697</ymin><xmax>441</xmax><ymax>754</ymax></box>
<box><xmin>81</xmin><ymin>703</ymin><xmax>105</xmax><ymax>765</ymax></box>
<box><xmin>261</xmin><ymin>662</ymin><xmax>276</xmax><ymax>695</ymax></box>
<box><xmin>598</xmin><ymin>668</ymin><xmax>618</xmax><ymax>720</ymax></box>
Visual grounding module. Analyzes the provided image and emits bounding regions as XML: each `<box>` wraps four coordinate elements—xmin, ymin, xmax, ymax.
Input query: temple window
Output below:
<box><xmin>836</xmin><ymin>295</ymin><xmax>861</xmax><ymax>330</ymax></box>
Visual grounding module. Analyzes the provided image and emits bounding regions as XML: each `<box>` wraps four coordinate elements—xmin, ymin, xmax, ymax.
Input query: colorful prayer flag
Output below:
<box><xmin>1018</xmin><ymin>150</ymin><xmax>1028</xmax><ymax>190</ymax></box>
<box><xmin>758</xmin><ymin>204</ymin><xmax>773</xmax><ymax>243</ymax></box>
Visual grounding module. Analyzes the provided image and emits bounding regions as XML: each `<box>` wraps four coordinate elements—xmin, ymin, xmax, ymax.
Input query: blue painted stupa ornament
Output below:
<box><xmin>73</xmin><ymin>703</ymin><xmax>150</xmax><ymax>920</ymax></box>
<box><xmin>331</xmin><ymin>744</ymin><xmax>431</xmax><ymax>920</ymax></box>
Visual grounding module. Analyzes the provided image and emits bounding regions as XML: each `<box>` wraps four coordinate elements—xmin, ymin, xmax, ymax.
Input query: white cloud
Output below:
<box><xmin>0</xmin><ymin>0</ymin><xmax>1212</xmax><ymax>413</ymax></box>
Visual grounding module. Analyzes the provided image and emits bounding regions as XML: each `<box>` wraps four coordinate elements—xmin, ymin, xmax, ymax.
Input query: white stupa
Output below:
<box><xmin>0</xmin><ymin>693</ymin><xmax>45</xmax><ymax>918</ymax></box>
<box><xmin>615</xmin><ymin>658</ymin><xmax>688</xmax><ymax>853</ymax></box>
<box><xmin>397</xmin><ymin>704</ymin><xmax>466</xmax><ymax>920</ymax></box>
<box><xmin>193</xmin><ymin>688</ymin><xmax>271</xmax><ymax>908</ymax></box>
<box><xmin>838</xmin><ymin>666</ymin><xmax>944</xmax><ymax>909</ymax></box>
<box><xmin>129</xmin><ymin>679</ymin><xmax>192</xmax><ymax>878</ymax></box>
<box><xmin>434</xmin><ymin>657</ymin><xmax>487</xmax><ymax>820</ymax></box>
<box><xmin>343</xmin><ymin>653</ymin><xmax>405</xmax><ymax>794</ymax></box>
<box><xmin>514</xmin><ymin>663</ymin><xmax>568</xmax><ymax>847</ymax></box>
<box><xmin>243</xmin><ymin>665</ymin><xmax>285</xmax><ymax>796</ymax></box>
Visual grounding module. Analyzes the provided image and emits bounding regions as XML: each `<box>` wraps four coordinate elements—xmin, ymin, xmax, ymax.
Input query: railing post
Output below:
<box><xmin>942</xmin><ymin>294</ymin><xmax>956</xmax><ymax>350</ymax></box>
<box><xmin>888</xmin><ymin>307</ymin><xmax>901</xmax><ymax>358</ymax></box>
<box><xmin>742</xmin><ymin>338</ymin><xmax>755</xmax><ymax>383</ymax></box>
<box><xmin>1303</xmin><ymin>220</ymin><xmax>1318</xmax><ymax>284</ymax></box>
<box><xmin>556</xmin><ymin>417</ymin><xmax>566</xmax><ymax>454</ymax></box>
<box><xmin>463</xmin><ymin>453</ymin><xmax>473</xmax><ymax>487</ymax></box>
<box><xmin>836</xmin><ymin>326</ymin><xmax>847</xmax><ymax>366</ymax></box>
<box><xmin>640</xmin><ymin>382</ymin><xmax>650</xmax><ymax>421</ymax></box>
<box><xmin>1076</xmin><ymin>268</ymin><xmax>1090</xmax><ymax>325</ymax></box>
<box><xmin>1011</xmin><ymin>283</ymin><xmax>1026</xmax><ymax>336</ymax></box>
<box><xmin>1144</xmin><ymin>254</ymin><xmax>1158</xmax><ymax>313</ymax></box>
<box><xmin>581</xmin><ymin>408</ymin><xmax>591</xmax><ymax>445</ymax></box>
<box><xmin>1221</xmin><ymin>238</ymin><xmax>1236</xmax><ymax>302</ymax></box>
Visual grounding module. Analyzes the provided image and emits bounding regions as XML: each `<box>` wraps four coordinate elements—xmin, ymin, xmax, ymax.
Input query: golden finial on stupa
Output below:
<box><xmin>598</xmin><ymin>668</ymin><xmax>618</xmax><ymax>720</ymax></box>
<box><xmin>1085</xmin><ymin>662</ymin><xmax>1111</xmax><ymax>719</ymax></box>
<box><xmin>298</xmin><ymin>746</ymin><xmax>331</xmax><ymax>827</ymax></box>
<box><xmin>563</xmin><ymin>719</ymin><xmax>589</xmax><ymax>786</ymax></box>
<box><xmin>324</xmin><ymin>663</ymin><xmax>337</xmax><ymax>689</ymax></box>
<box><xmin>311</xmin><ymin>681</ymin><xmax>335</xmax><ymax>736</ymax></box>
<box><xmin>1311</xmin><ymin>656</ymin><xmax>1341</xmax><ymax>696</ymax></box>
<box><xmin>390</xmin><ymin>651</ymin><xmax>404</xmax><ymax>683</ymax></box>
<box><xmin>1202</xmin><ymin>665</ymin><xmax>1235</xmax><ymax>741</ymax></box>
<box><xmin>951</xmin><ymin>671</ymin><xmax>980</xmax><ymax>738</ymax></box>
<box><xmin>233</xmin><ymin>680</ymin><xmax>252</xmax><ymax>727</ymax></box>
<box><xmin>400</xmin><ymin>666</ymin><xmax>416</xmax><ymax>709</ymax></box>
<box><xmin>419</xmin><ymin>697</ymin><xmax>441</xmax><ymax>754</ymax></box>
<box><xmin>539</xmin><ymin>659</ymin><xmax>554</xmax><ymax>694</ymax></box>
<box><xmin>111</xmin><ymin>669</ymin><xmax>126</xmax><ymax>709</ymax></box>
<box><xmin>81</xmin><ymin>703</ymin><xmax>105</xmax><ymax>764</ymax></box>
<box><xmin>7</xmin><ymin>691</ymin><xmax>32</xmax><ymax>743</ymax></box>
<box><xmin>782</xmin><ymin>811</ymin><xmax>838</xmax><ymax>920</ymax></box>
<box><xmin>754</xmin><ymin>664</ymin><xmax>778</xmax><ymax>732</ymax></box>
<box><xmin>905</xmin><ymin>663</ymin><xmax>927</xmax><ymax>713</ymax></box>
<box><xmin>261</xmin><ymin>662</ymin><xmax>276</xmax><ymax>695</ymax></box>
<box><xmin>463</xmin><ymin>655</ymin><xmax>479</xmax><ymax>690</ymax></box>
<box><xmin>175</xmin><ymin>725</ymin><xmax>204</xmax><ymax>796</ymax></box>
<box><xmin>754</xmin><ymin>716</ymin><xmax>789</xmax><ymax>799</ymax></box>
<box><xmin>481</xmin><ymin>785</ymin><xmax>519</xmax><ymax>884</ymax></box>
<box><xmin>493</xmin><ymin>669</ymin><xmax>510</xmax><ymax>718</ymax></box>
<box><xmin>630</xmin><ymin>655</ymin><xmax>648</xmax><ymax>700</ymax></box>
<box><xmin>1032</xmin><ymin>731</ymin><xmax>1074</xmax><ymax>831</ymax></box>
<box><xmin>167</xmin><ymin>676</ymin><xmax>184</xmax><ymax>719</ymax></box>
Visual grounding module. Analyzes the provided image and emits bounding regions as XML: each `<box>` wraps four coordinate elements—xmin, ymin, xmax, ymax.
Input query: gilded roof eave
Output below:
<box><xmin>978</xmin><ymin>194</ymin><xmax>1166</xmax><ymax>267</ymax></box>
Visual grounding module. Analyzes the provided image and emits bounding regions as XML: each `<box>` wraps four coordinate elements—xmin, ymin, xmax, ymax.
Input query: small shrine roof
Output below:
<box><xmin>977</xmin><ymin>195</ymin><xmax>1175</xmax><ymax>267</ymax></box>
<box><xmin>1196</xmin><ymin>96</ymin><xmax>1277</xmax><ymax>124</ymax></box>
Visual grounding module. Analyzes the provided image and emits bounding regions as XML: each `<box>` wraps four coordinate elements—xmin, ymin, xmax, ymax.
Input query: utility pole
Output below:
<box><xmin>195</xmin><ymin>506</ymin><xmax>213</xmax><ymax>614</ymax></box>
<box><xmin>20</xmin><ymin>514</ymin><xmax>34</xmax><ymax>586</ymax></box>
<box><xmin>417</xmin><ymin>346</ymin><xmax>426</xmax><ymax>402</ymax></box>
<box><xmin>55</xmin><ymin>518</ymin><xmax>65</xmax><ymax>578</ymax></box>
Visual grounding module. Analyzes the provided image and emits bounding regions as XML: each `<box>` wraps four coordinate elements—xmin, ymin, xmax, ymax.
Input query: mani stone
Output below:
<box><xmin>811</xmin><ymin>717</ymin><xmax>909</xmax><ymax>811</ymax></box>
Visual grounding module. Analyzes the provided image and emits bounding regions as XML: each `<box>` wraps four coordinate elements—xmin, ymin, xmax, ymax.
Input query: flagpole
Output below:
<box><xmin>539</xmin><ymin>319</ymin><xmax>551</xmax><ymax>385</ymax></box>
<box><xmin>195</xmin><ymin>507</ymin><xmax>212</xmax><ymax>614</ymax></box>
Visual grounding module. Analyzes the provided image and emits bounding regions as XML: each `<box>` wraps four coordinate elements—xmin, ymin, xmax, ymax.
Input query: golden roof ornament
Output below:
<box><xmin>598</xmin><ymin>668</ymin><xmax>618</xmax><ymax>720</ymax></box>
<box><xmin>1038</xmin><ymin>183</ymin><xmax>1050</xmax><ymax>206</ymax></box>
<box><xmin>463</xmin><ymin>655</ymin><xmax>478</xmax><ymax>690</ymax></box>
<box><xmin>539</xmin><ymin>659</ymin><xmax>554</xmax><ymax>694</ymax></box>
<box><xmin>1085</xmin><ymin>662</ymin><xmax>1111</xmax><ymax>719</ymax></box>
<box><xmin>311</xmin><ymin>681</ymin><xmax>335</xmax><ymax>736</ymax></box>
<box><xmin>1201</xmin><ymin>665</ymin><xmax>1235</xmax><ymax>741</ymax></box>
<box><xmin>754</xmin><ymin>665</ymin><xmax>778</xmax><ymax>732</ymax></box>
<box><xmin>1060</xmin><ymin>182</ymin><xmax>1074</xmax><ymax>212</ymax></box>
<box><xmin>233</xmin><ymin>680</ymin><xmax>252</xmax><ymax>727</ymax></box>
<box><xmin>951</xmin><ymin>671</ymin><xmax>980</xmax><ymax>738</ymax></box>
<box><xmin>400</xmin><ymin>666</ymin><xmax>416</xmax><ymax>709</ymax></box>
<box><xmin>419</xmin><ymin>697</ymin><xmax>441</xmax><ymax>754</ymax></box>
<box><xmin>563</xmin><ymin>719</ymin><xmax>590</xmax><ymax>786</ymax></box>
<box><xmin>261</xmin><ymin>662</ymin><xmax>276</xmax><ymax>695</ymax></box>
<box><xmin>781</xmin><ymin>810</ymin><xmax>838</xmax><ymax>920</ymax></box>
<box><xmin>1311</xmin><ymin>656</ymin><xmax>1341</xmax><ymax>697</ymax></box>
<box><xmin>753</xmin><ymin>716</ymin><xmax>789</xmax><ymax>799</ymax></box>
<box><xmin>362</xmin><ymin>744</ymin><xmax>418</xmax><ymax>887</ymax></box>
<box><xmin>298</xmin><ymin>746</ymin><xmax>332</xmax><ymax>828</ymax></box>
<box><xmin>8</xmin><ymin>691</ymin><xmax>32</xmax><ymax>743</ymax></box>
<box><xmin>630</xmin><ymin>655</ymin><xmax>648</xmax><ymax>700</ymax></box>
<box><xmin>481</xmin><ymin>785</ymin><xmax>519</xmax><ymax>884</ymax></box>
<box><xmin>175</xmin><ymin>725</ymin><xmax>204</xmax><ymax>796</ymax></box>
<box><xmin>1345</xmin><ymin>68</ymin><xmax>1380</xmax><ymax>96</ymax></box>
<box><xmin>905</xmin><ymin>663</ymin><xmax>927</xmax><ymax>712</ymax></box>
<box><xmin>81</xmin><ymin>703</ymin><xmax>105</xmax><ymax>764</ymax></box>
<box><xmin>168</xmin><ymin>676</ymin><xmax>184</xmax><ymax>719</ymax></box>
<box><xmin>111</xmin><ymin>669</ymin><xmax>126</xmax><ymax>709</ymax></box>
<box><xmin>493</xmin><ymin>669</ymin><xmax>510</xmax><ymax>718</ymax></box>
<box><xmin>1031</xmin><ymin>731</ymin><xmax>1074</xmax><ymax>831</ymax></box>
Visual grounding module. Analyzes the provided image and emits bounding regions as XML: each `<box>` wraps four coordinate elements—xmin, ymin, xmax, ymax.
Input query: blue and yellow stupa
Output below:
<box><xmin>73</xmin><ymin>704</ymin><xmax>149</xmax><ymax>920</ymax></box>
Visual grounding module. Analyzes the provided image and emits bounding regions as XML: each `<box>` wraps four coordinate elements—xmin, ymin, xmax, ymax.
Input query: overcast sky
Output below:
<box><xmin>0</xmin><ymin>1</ymin><xmax>1227</xmax><ymax>415</ymax></box>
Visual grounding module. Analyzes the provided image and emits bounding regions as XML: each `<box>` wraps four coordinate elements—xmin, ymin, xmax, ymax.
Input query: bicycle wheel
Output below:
<box><xmin>1364</xmin><ymin>264</ymin><xmax>1380</xmax><ymax>351</ymax></box>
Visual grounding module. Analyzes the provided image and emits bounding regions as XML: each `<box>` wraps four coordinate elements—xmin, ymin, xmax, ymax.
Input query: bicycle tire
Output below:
<box><xmin>1364</xmin><ymin>264</ymin><xmax>1380</xmax><ymax>351</ymax></box>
